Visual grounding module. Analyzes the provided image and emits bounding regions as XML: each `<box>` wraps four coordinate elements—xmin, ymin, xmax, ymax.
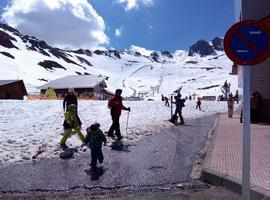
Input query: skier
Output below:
<box><xmin>60</xmin><ymin>104</ymin><xmax>85</xmax><ymax>149</ymax></box>
<box><xmin>63</xmin><ymin>88</ymin><xmax>82</xmax><ymax>129</ymax></box>
<box><xmin>173</xmin><ymin>94</ymin><xmax>185</xmax><ymax>125</ymax></box>
<box><xmin>107</xmin><ymin>89</ymin><xmax>130</xmax><ymax>140</ymax></box>
<box><xmin>84</xmin><ymin>123</ymin><xmax>106</xmax><ymax>170</ymax></box>
<box><xmin>196</xmin><ymin>97</ymin><xmax>202</xmax><ymax>110</ymax></box>
<box><xmin>161</xmin><ymin>94</ymin><xmax>165</xmax><ymax>101</ymax></box>
<box><xmin>227</xmin><ymin>94</ymin><xmax>234</xmax><ymax>118</ymax></box>
<box><xmin>63</xmin><ymin>88</ymin><xmax>77</xmax><ymax>111</ymax></box>
<box><xmin>164</xmin><ymin>96</ymin><xmax>170</xmax><ymax>107</ymax></box>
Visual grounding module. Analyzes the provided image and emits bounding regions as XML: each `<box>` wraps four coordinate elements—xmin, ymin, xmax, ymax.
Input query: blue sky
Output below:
<box><xmin>0</xmin><ymin>0</ymin><xmax>235</xmax><ymax>51</ymax></box>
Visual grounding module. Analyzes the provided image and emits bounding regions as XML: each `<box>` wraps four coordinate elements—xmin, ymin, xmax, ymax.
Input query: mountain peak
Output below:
<box><xmin>188</xmin><ymin>37</ymin><xmax>224</xmax><ymax>57</ymax></box>
<box><xmin>211</xmin><ymin>37</ymin><xmax>224</xmax><ymax>51</ymax></box>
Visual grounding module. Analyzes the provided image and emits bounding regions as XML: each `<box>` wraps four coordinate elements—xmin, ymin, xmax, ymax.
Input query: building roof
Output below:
<box><xmin>39</xmin><ymin>75</ymin><xmax>106</xmax><ymax>90</ymax></box>
<box><xmin>0</xmin><ymin>80</ymin><xmax>19</xmax><ymax>86</ymax></box>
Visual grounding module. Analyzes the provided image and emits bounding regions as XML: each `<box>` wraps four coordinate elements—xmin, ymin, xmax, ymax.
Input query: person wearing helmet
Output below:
<box><xmin>63</xmin><ymin>88</ymin><xmax>82</xmax><ymax>129</ymax></box>
<box><xmin>84</xmin><ymin>123</ymin><xmax>107</xmax><ymax>170</ymax></box>
<box><xmin>63</xmin><ymin>88</ymin><xmax>77</xmax><ymax>111</ymax></box>
<box><xmin>107</xmin><ymin>89</ymin><xmax>130</xmax><ymax>141</ymax></box>
<box><xmin>60</xmin><ymin>104</ymin><xmax>85</xmax><ymax>149</ymax></box>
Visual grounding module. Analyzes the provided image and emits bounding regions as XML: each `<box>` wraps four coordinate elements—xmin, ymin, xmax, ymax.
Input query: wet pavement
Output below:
<box><xmin>0</xmin><ymin>114</ymin><xmax>217</xmax><ymax>192</ymax></box>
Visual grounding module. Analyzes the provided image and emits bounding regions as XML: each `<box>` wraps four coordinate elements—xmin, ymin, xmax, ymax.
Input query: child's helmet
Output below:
<box><xmin>90</xmin><ymin>124</ymin><xmax>97</xmax><ymax>132</ymax></box>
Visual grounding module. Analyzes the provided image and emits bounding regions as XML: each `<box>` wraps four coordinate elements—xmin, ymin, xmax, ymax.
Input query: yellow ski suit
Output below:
<box><xmin>60</xmin><ymin>104</ymin><xmax>84</xmax><ymax>145</ymax></box>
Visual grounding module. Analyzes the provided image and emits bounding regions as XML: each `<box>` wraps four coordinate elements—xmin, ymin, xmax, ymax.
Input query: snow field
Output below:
<box><xmin>0</xmin><ymin>99</ymin><xmax>237</xmax><ymax>167</ymax></box>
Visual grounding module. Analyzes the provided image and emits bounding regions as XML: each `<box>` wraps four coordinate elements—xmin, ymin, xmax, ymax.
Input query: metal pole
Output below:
<box><xmin>170</xmin><ymin>95</ymin><xmax>173</xmax><ymax>119</ymax></box>
<box><xmin>242</xmin><ymin>65</ymin><xmax>250</xmax><ymax>200</ymax></box>
<box><xmin>50</xmin><ymin>109</ymin><xmax>63</xmax><ymax>128</ymax></box>
<box><xmin>126</xmin><ymin>111</ymin><xmax>130</xmax><ymax>134</ymax></box>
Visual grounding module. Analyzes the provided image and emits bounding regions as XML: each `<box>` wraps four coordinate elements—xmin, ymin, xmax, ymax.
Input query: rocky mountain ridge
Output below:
<box><xmin>0</xmin><ymin>23</ymin><xmax>235</xmax><ymax>98</ymax></box>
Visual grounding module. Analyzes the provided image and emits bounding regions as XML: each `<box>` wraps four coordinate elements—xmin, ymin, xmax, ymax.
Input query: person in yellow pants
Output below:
<box><xmin>60</xmin><ymin>104</ymin><xmax>85</xmax><ymax>149</ymax></box>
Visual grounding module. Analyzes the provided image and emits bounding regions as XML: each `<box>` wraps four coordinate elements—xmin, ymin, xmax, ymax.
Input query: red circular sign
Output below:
<box><xmin>224</xmin><ymin>20</ymin><xmax>270</xmax><ymax>65</ymax></box>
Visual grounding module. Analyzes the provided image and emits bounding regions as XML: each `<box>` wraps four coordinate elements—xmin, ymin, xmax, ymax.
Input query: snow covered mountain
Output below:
<box><xmin>0</xmin><ymin>23</ymin><xmax>237</xmax><ymax>99</ymax></box>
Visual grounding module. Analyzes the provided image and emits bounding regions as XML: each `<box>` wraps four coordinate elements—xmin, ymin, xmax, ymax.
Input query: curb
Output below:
<box><xmin>201</xmin><ymin>114</ymin><xmax>270</xmax><ymax>200</ymax></box>
<box><xmin>202</xmin><ymin>169</ymin><xmax>270</xmax><ymax>200</ymax></box>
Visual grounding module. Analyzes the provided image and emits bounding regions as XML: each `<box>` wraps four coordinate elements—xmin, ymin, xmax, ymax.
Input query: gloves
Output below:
<box><xmin>127</xmin><ymin>107</ymin><xmax>131</xmax><ymax>112</ymax></box>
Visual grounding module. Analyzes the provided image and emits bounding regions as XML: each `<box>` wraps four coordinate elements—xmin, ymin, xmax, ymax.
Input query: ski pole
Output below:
<box><xmin>170</xmin><ymin>95</ymin><xmax>173</xmax><ymax>119</ymax></box>
<box><xmin>126</xmin><ymin>111</ymin><xmax>130</xmax><ymax>134</ymax></box>
<box><xmin>50</xmin><ymin>108</ymin><xmax>63</xmax><ymax>128</ymax></box>
<box><xmin>78</xmin><ymin>111</ymin><xmax>89</xmax><ymax>126</ymax></box>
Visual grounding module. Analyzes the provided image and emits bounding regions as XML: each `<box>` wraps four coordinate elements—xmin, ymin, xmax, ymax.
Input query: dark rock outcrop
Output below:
<box><xmin>212</xmin><ymin>37</ymin><xmax>224</xmax><ymax>51</ymax></box>
<box><xmin>49</xmin><ymin>48</ymin><xmax>82</xmax><ymax>67</ymax></box>
<box><xmin>0</xmin><ymin>51</ymin><xmax>15</xmax><ymax>59</ymax></box>
<box><xmin>0</xmin><ymin>23</ymin><xmax>20</xmax><ymax>35</ymax></box>
<box><xmin>188</xmin><ymin>40</ymin><xmax>216</xmax><ymax>57</ymax></box>
<box><xmin>71</xmin><ymin>49</ymin><xmax>92</xmax><ymax>57</ymax></box>
<box><xmin>108</xmin><ymin>50</ymin><xmax>121</xmax><ymax>59</ymax></box>
<box><xmin>77</xmin><ymin>56</ymin><xmax>92</xmax><ymax>67</ymax></box>
<box><xmin>150</xmin><ymin>52</ymin><xmax>160</xmax><ymax>62</ymax></box>
<box><xmin>134</xmin><ymin>52</ymin><xmax>141</xmax><ymax>56</ymax></box>
<box><xmin>38</xmin><ymin>60</ymin><xmax>66</xmax><ymax>71</ymax></box>
<box><xmin>0</xmin><ymin>30</ymin><xmax>18</xmax><ymax>49</ymax></box>
<box><xmin>161</xmin><ymin>50</ymin><xmax>173</xmax><ymax>58</ymax></box>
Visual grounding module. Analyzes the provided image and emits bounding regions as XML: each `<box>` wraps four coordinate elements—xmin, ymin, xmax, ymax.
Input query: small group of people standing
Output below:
<box><xmin>60</xmin><ymin>88</ymin><xmax>130</xmax><ymax>170</ymax></box>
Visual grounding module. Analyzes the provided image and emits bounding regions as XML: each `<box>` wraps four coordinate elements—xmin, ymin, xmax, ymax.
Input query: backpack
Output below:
<box><xmin>180</xmin><ymin>99</ymin><xmax>185</xmax><ymax>107</ymax></box>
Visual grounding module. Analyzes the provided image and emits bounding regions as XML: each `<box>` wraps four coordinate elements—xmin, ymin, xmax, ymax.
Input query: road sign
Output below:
<box><xmin>224</xmin><ymin>20</ymin><xmax>270</xmax><ymax>65</ymax></box>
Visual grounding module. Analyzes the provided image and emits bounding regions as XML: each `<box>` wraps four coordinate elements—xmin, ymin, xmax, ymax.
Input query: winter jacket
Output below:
<box><xmin>108</xmin><ymin>96</ymin><xmax>125</xmax><ymax>117</ymax></box>
<box><xmin>84</xmin><ymin>129</ymin><xmax>107</xmax><ymax>148</ymax></box>
<box><xmin>227</xmin><ymin>97</ymin><xmax>234</xmax><ymax>108</ymax></box>
<box><xmin>174</xmin><ymin>99</ymin><xmax>185</xmax><ymax>109</ymax></box>
<box><xmin>63</xmin><ymin>93</ymin><xmax>78</xmax><ymax>111</ymax></box>
<box><xmin>64</xmin><ymin>104</ymin><xmax>79</xmax><ymax>128</ymax></box>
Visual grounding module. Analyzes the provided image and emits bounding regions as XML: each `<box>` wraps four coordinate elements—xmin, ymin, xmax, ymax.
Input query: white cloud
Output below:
<box><xmin>116</xmin><ymin>0</ymin><xmax>154</xmax><ymax>11</ymax></box>
<box><xmin>115</xmin><ymin>27</ymin><xmax>123</xmax><ymax>38</ymax></box>
<box><xmin>1</xmin><ymin>0</ymin><xmax>109</xmax><ymax>49</ymax></box>
<box><xmin>130</xmin><ymin>45</ymin><xmax>153</xmax><ymax>56</ymax></box>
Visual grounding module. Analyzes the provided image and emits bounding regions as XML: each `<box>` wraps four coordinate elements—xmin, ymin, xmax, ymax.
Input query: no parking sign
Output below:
<box><xmin>224</xmin><ymin>20</ymin><xmax>270</xmax><ymax>65</ymax></box>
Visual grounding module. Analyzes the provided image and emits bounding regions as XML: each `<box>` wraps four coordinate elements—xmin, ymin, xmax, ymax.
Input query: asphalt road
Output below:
<box><xmin>0</xmin><ymin>114</ymin><xmax>218</xmax><ymax>192</ymax></box>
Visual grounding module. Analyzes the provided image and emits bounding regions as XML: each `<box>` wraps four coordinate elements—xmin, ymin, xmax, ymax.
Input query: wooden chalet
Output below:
<box><xmin>39</xmin><ymin>75</ymin><xmax>114</xmax><ymax>100</ymax></box>
<box><xmin>0</xmin><ymin>80</ymin><xmax>27</xmax><ymax>100</ymax></box>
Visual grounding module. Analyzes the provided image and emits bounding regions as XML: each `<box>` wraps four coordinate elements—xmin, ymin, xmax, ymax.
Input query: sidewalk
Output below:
<box><xmin>203</xmin><ymin>113</ymin><xmax>270</xmax><ymax>199</ymax></box>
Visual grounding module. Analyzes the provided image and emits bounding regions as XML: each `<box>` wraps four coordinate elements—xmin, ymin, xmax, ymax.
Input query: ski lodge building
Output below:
<box><xmin>39</xmin><ymin>75</ymin><xmax>114</xmax><ymax>100</ymax></box>
<box><xmin>0</xmin><ymin>80</ymin><xmax>27</xmax><ymax>100</ymax></box>
<box><xmin>234</xmin><ymin>0</ymin><xmax>270</xmax><ymax>122</ymax></box>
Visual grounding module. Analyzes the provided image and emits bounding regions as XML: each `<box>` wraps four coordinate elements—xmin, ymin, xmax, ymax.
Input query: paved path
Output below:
<box><xmin>203</xmin><ymin>113</ymin><xmax>270</xmax><ymax>199</ymax></box>
<box><xmin>0</xmin><ymin>114</ymin><xmax>217</xmax><ymax>192</ymax></box>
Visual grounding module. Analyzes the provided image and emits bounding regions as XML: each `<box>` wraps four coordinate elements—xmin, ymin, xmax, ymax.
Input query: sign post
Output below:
<box><xmin>242</xmin><ymin>65</ymin><xmax>250</xmax><ymax>200</ymax></box>
<box><xmin>224</xmin><ymin>20</ymin><xmax>270</xmax><ymax>200</ymax></box>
